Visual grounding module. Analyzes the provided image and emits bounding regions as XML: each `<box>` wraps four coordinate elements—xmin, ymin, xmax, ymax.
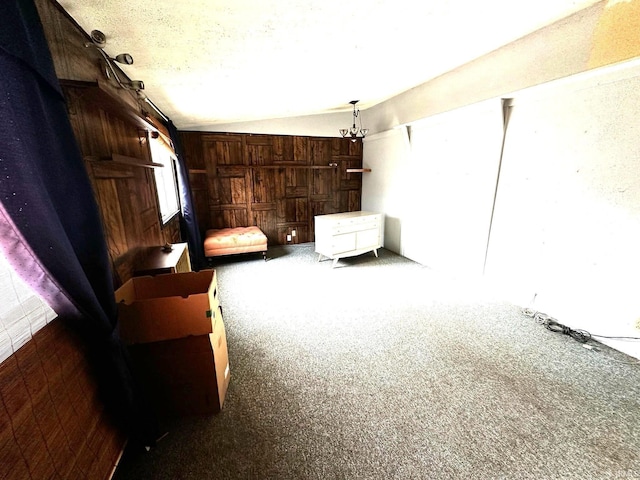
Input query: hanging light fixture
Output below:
<box><xmin>339</xmin><ymin>100</ymin><xmax>368</xmax><ymax>142</ymax></box>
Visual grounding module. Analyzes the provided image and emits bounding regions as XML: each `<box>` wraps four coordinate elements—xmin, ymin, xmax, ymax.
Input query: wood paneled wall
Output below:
<box><xmin>0</xmin><ymin>2</ymin><xmax>180</xmax><ymax>479</ymax></box>
<box><xmin>180</xmin><ymin>132</ymin><xmax>364</xmax><ymax>245</ymax></box>
<box><xmin>36</xmin><ymin>0</ymin><xmax>180</xmax><ymax>286</ymax></box>
<box><xmin>62</xmin><ymin>82</ymin><xmax>180</xmax><ymax>285</ymax></box>
<box><xmin>0</xmin><ymin>320</ymin><xmax>125</xmax><ymax>479</ymax></box>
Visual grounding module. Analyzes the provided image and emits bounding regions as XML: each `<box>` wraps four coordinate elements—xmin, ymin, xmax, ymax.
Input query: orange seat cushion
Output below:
<box><xmin>204</xmin><ymin>227</ymin><xmax>268</xmax><ymax>257</ymax></box>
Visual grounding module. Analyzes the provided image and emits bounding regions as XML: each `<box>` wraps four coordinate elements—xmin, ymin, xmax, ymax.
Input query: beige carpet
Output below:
<box><xmin>114</xmin><ymin>244</ymin><xmax>640</xmax><ymax>479</ymax></box>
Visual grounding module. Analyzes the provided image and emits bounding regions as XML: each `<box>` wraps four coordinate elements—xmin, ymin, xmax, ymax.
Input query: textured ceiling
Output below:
<box><xmin>57</xmin><ymin>0</ymin><xmax>600</xmax><ymax>129</ymax></box>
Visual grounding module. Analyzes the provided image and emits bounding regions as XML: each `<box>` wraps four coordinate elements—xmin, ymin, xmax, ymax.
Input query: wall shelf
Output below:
<box><xmin>85</xmin><ymin>154</ymin><xmax>163</xmax><ymax>168</ymax></box>
<box><xmin>110</xmin><ymin>154</ymin><xmax>163</xmax><ymax>168</ymax></box>
<box><xmin>60</xmin><ymin>79</ymin><xmax>161</xmax><ymax>135</ymax></box>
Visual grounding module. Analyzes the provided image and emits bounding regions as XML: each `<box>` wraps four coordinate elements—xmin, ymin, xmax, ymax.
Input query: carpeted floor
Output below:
<box><xmin>114</xmin><ymin>244</ymin><xmax>640</xmax><ymax>479</ymax></box>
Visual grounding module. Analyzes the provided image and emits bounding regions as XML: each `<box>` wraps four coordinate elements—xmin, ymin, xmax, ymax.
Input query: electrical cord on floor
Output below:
<box><xmin>522</xmin><ymin>308</ymin><xmax>640</xmax><ymax>365</ymax></box>
<box><xmin>545</xmin><ymin>318</ymin><xmax>592</xmax><ymax>343</ymax></box>
<box><xmin>522</xmin><ymin>308</ymin><xmax>640</xmax><ymax>343</ymax></box>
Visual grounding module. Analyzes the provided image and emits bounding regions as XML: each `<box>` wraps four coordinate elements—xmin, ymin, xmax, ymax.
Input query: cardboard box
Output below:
<box><xmin>128</xmin><ymin>307</ymin><xmax>230</xmax><ymax>416</ymax></box>
<box><xmin>114</xmin><ymin>270</ymin><xmax>230</xmax><ymax>416</ymax></box>
<box><xmin>115</xmin><ymin>270</ymin><xmax>219</xmax><ymax>345</ymax></box>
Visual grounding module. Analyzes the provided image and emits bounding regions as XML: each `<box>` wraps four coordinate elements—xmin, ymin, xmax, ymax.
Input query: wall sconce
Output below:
<box><xmin>84</xmin><ymin>29</ymin><xmax>145</xmax><ymax>92</ymax></box>
<box><xmin>339</xmin><ymin>100</ymin><xmax>368</xmax><ymax>142</ymax></box>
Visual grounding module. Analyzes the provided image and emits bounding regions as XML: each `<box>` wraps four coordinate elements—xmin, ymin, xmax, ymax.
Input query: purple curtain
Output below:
<box><xmin>0</xmin><ymin>0</ymin><xmax>156</xmax><ymax>446</ymax></box>
<box><xmin>167</xmin><ymin>121</ymin><xmax>206</xmax><ymax>270</ymax></box>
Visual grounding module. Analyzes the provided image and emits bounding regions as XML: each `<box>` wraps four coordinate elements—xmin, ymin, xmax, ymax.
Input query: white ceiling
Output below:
<box><xmin>57</xmin><ymin>0</ymin><xmax>600</xmax><ymax>130</ymax></box>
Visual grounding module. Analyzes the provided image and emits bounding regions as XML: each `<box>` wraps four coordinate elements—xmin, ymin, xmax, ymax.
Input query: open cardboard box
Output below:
<box><xmin>128</xmin><ymin>306</ymin><xmax>230</xmax><ymax>416</ymax></box>
<box><xmin>114</xmin><ymin>270</ymin><xmax>230</xmax><ymax>415</ymax></box>
<box><xmin>115</xmin><ymin>269</ymin><xmax>219</xmax><ymax>345</ymax></box>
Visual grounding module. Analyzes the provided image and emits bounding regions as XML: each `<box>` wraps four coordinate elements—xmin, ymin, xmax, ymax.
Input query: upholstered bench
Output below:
<box><xmin>204</xmin><ymin>226</ymin><xmax>268</xmax><ymax>261</ymax></box>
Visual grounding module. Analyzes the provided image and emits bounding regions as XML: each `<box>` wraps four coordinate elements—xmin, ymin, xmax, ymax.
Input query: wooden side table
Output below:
<box><xmin>133</xmin><ymin>242</ymin><xmax>192</xmax><ymax>276</ymax></box>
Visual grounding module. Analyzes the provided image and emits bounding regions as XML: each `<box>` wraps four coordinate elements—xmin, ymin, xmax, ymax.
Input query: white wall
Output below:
<box><xmin>401</xmin><ymin>100</ymin><xmax>504</xmax><ymax>276</ymax></box>
<box><xmin>361</xmin><ymin>99</ymin><xmax>504</xmax><ymax>275</ymax></box>
<box><xmin>361</xmin><ymin>128</ymin><xmax>410</xmax><ymax>254</ymax></box>
<box><xmin>357</xmin><ymin>0</ymin><xmax>640</xmax><ymax>357</ymax></box>
<box><xmin>364</xmin><ymin>2</ymin><xmax>603</xmax><ymax>135</ymax></box>
<box><xmin>485</xmin><ymin>61</ymin><xmax>640</xmax><ymax>357</ymax></box>
<box><xmin>363</xmin><ymin>56</ymin><xmax>640</xmax><ymax>356</ymax></box>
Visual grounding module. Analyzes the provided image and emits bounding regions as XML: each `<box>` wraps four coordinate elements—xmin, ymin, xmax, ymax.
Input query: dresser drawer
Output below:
<box><xmin>332</xmin><ymin>220</ymin><xmax>378</xmax><ymax>235</ymax></box>
<box><xmin>356</xmin><ymin>228</ymin><xmax>380</xmax><ymax>249</ymax></box>
<box><xmin>333</xmin><ymin>214</ymin><xmax>380</xmax><ymax>227</ymax></box>
<box><xmin>331</xmin><ymin>232</ymin><xmax>357</xmax><ymax>254</ymax></box>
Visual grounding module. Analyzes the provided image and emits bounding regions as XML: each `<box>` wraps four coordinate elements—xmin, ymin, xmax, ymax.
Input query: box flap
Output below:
<box><xmin>116</xmin><ymin>270</ymin><xmax>219</xmax><ymax>344</ymax></box>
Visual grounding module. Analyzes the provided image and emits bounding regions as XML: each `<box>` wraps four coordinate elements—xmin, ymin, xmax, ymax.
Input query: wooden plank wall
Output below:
<box><xmin>0</xmin><ymin>2</ymin><xmax>182</xmax><ymax>479</ymax></box>
<box><xmin>180</xmin><ymin>132</ymin><xmax>364</xmax><ymax>245</ymax></box>
<box><xmin>0</xmin><ymin>320</ymin><xmax>125</xmax><ymax>479</ymax></box>
<box><xmin>37</xmin><ymin>0</ymin><xmax>180</xmax><ymax>287</ymax></box>
<box><xmin>62</xmin><ymin>83</ymin><xmax>180</xmax><ymax>286</ymax></box>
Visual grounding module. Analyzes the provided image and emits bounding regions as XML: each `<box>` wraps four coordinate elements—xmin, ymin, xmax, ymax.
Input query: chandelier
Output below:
<box><xmin>339</xmin><ymin>100</ymin><xmax>368</xmax><ymax>142</ymax></box>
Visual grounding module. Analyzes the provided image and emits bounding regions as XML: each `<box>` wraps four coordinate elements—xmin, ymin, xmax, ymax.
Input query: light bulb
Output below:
<box><xmin>114</xmin><ymin>53</ymin><xmax>134</xmax><ymax>65</ymax></box>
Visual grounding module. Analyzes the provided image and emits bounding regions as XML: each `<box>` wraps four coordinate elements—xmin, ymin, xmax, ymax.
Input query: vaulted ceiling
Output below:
<box><xmin>57</xmin><ymin>0</ymin><xmax>600</xmax><ymax>130</ymax></box>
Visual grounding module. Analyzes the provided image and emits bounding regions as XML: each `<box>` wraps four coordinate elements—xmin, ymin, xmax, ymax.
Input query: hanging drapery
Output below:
<box><xmin>0</xmin><ymin>0</ymin><xmax>156</xmax><ymax>446</ymax></box>
<box><xmin>167</xmin><ymin>120</ymin><xmax>206</xmax><ymax>270</ymax></box>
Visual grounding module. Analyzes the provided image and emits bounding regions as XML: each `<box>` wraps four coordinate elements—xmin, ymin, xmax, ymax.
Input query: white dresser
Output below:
<box><xmin>314</xmin><ymin>211</ymin><xmax>384</xmax><ymax>267</ymax></box>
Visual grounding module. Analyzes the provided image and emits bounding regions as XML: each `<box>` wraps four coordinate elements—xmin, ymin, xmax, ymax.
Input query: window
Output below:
<box><xmin>0</xmin><ymin>252</ymin><xmax>57</xmax><ymax>363</ymax></box>
<box><xmin>150</xmin><ymin>136</ymin><xmax>180</xmax><ymax>224</ymax></box>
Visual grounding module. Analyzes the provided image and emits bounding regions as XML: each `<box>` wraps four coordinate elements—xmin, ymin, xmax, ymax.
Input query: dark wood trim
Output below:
<box><xmin>60</xmin><ymin>80</ymin><xmax>160</xmax><ymax>135</ymax></box>
<box><xmin>85</xmin><ymin>154</ymin><xmax>163</xmax><ymax>168</ymax></box>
